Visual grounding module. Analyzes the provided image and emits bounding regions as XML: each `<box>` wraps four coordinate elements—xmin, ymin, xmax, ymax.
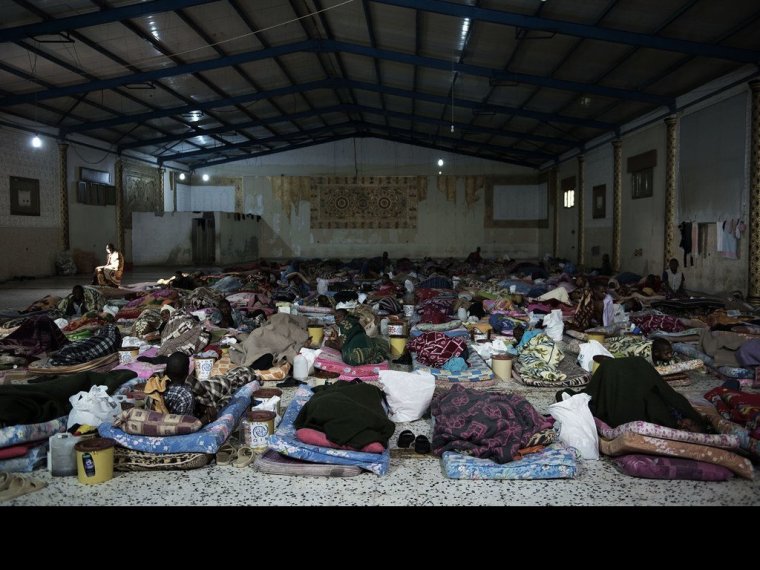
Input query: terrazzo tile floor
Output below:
<box><xmin>1</xmin><ymin>271</ymin><xmax>760</xmax><ymax>506</ymax></box>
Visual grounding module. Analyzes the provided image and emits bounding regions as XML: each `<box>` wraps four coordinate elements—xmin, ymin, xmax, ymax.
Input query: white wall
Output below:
<box><xmin>132</xmin><ymin>211</ymin><xmax>195</xmax><ymax>266</ymax></box>
<box><xmin>679</xmin><ymin>92</ymin><xmax>749</xmax><ymax>293</ymax></box>
<box><xmin>231</xmin><ymin>139</ymin><xmax>542</xmax><ymax>259</ymax></box>
<box><xmin>583</xmin><ymin>144</ymin><xmax>614</xmax><ymax>267</ymax></box>
<box><xmin>619</xmin><ymin>122</ymin><xmax>667</xmax><ymax>277</ymax></box>
<box><xmin>216</xmin><ymin>212</ymin><xmax>261</xmax><ymax>265</ymax></box>
<box><xmin>556</xmin><ymin>162</ymin><xmax>579</xmax><ymax>262</ymax></box>
<box><xmin>67</xmin><ymin>145</ymin><xmax>118</xmax><ymax>261</ymax></box>
<box><xmin>0</xmin><ymin>129</ymin><xmax>59</xmax><ymax>280</ymax></box>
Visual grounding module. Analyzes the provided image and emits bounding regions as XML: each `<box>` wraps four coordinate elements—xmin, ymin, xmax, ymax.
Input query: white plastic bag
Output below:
<box><xmin>317</xmin><ymin>278</ymin><xmax>329</xmax><ymax>295</ymax></box>
<box><xmin>67</xmin><ymin>385</ymin><xmax>120</xmax><ymax>429</ymax></box>
<box><xmin>547</xmin><ymin>392</ymin><xmax>599</xmax><ymax>460</ymax></box>
<box><xmin>543</xmin><ymin>309</ymin><xmax>565</xmax><ymax>342</ymax></box>
<box><xmin>378</xmin><ymin>370</ymin><xmax>435</xmax><ymax>422</ymax></box>
<box><xmin>577</xmin><ymin>340</ymin><xmax>614</xmax><ymax>372</ymax></box>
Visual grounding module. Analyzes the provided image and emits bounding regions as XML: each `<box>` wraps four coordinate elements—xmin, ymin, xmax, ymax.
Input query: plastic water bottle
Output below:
<box><xmin>293</xmin><ymin>354</ymin><xmax>308</xmax><ymax>380</ymax></box>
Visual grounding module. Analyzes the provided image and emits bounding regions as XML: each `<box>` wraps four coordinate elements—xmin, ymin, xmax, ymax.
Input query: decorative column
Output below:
<box><xmin>748</xmin><ymin>81</ymin><xmax>760</xmax><ymax>305</ymax></box>
<box><xmin>58</xmin><ymin>142</ymin><xmax>69</xmax><ymax>250</ymax></box>
<box><xmin>577</xmin><ymin>154</ymin><xmax>585</xmax><ymax>267</ymax></box>
<box><xmin>115</xmin><ymin>159</ymin><xmax>124</xmax><ymax>254</ymax></box>
<box><xmin>664</xmin><ymin>115</ymin><xmax>678</xmax><ymax>268</ymax></box>
<box><xmin>158</xmin><ymin>167</ymin><xmax>165</xmax><ymax>213</ymax></box>
<box><xmin>550</xmin><ymin>166</ymin><xmax>559</xmax><ymax>257</ymax></box>
<box><xmin>611</xmin><ymin>139</ymin><xmax>622</xmax><ymax>272</ymax></box>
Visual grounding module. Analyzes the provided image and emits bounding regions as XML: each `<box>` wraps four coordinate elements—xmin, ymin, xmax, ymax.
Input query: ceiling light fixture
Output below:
<box><xmin>31</xmin><ymin>133</ymin><xmax>42</xmax><ymax>148</ymax></box>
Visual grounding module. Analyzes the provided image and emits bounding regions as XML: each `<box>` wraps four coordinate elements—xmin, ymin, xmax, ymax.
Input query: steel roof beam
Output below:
<box><xmin>119</xmin><ymin>102</ymin><xmax>576</xmax><ymax>151</ymax></box>
<box><xmin>0</xmin><ymin>39</ymin><xmax>672</xmax><ymax>108</ymax></box>
<box><xmin>0</xmin><ymin>0</ymin><xmax>220</xmax><ymax>43</ymax></box>
<box><xmin>64</xmin><ymin>77</ymin><xmax>615</xmax><ymax>135</ymax></box>
<box><xmin>371</xmin><ymin>0</ymin><xmax>760</xmax><ymax>63</ymax></box>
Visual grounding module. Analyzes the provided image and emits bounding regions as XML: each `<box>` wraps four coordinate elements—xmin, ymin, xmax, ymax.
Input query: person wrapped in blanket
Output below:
<box><xmin>513</xmin><ymin>325</ymin><xmax>567</xmax><ymax>384</ymax></box>
<box><xmin>209</xmin><ymin>299</ymin><xmax>264</xmax><ymax>333</ymax></box>
<box><xmin>324</xmin><ymin>309</ymin><xmax>389</xmax><ymax>366</ymax></box>
<box><xmin>57</xmin><ymin>285</ymin><xmax>104</xmax><ymax>318</ymax></box>
<box><xmin>603</xmin><ymin>335</ymin><xmax>676</xmax><ymax>366</ymax></box>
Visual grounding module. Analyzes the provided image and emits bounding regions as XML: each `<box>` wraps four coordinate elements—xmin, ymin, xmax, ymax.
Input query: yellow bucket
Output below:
<box><xmin>390</xmin><ymin>335</ymin><xmax>408</xmax><ymax>358</ymax></box>
<box><xmin>308</xmin><ymin>325</ymin><xmax>324</xmax><ymax>347</ymax></box>
<box><xmin>75</xmin><ymin>437</ymin><xmax>115</xmax><ymax>485</ymax></box>
<box><xmin>587</xmin><ymin>332</ymin><xmax>606</xmax><ymax>344</ymax></box>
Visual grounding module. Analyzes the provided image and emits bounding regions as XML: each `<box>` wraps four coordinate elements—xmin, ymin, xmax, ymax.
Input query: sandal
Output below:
<box><xmin>0</xmin><ymin>476</ymin><xmax>46</xmax><ymax>502</ymax></box>
<box><xmin>215</xmin><ymin>442</ymin><xmax>237</xmax><ymax>466</ymax></box>
<box><xmin>397</xmin><ymin>430</ymin><xmax>415</xmax><ymax>448</ymax></box>
<box><xmin>232</xmin><ymin>446</ymin><xmax>256</xmax><ymax>468</ymax></box>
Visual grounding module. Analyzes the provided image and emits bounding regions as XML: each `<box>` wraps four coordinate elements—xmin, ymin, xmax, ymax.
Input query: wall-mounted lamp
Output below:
<box><xmin>202</xmin><ymin>173</ymin><xmax>210</xmax><ymax>182</ymax></box>
<box><xmin>31</xmin><ymin>133</ymin><xmax>42</xmax><ymax>148</ymax></box>
<box><xmin>178</xmin><ymin>172</ymin><xmax>186</xmax><ymax>181</ymax></box>
<box><xmin>437</xmin><ymin>158</ymin><xmax>444</xmax><ymax>167</ymax></box>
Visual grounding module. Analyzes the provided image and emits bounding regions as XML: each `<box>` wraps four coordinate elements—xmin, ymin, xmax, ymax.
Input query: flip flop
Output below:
<box><xmin>0</xmin><ymin>476</ymin><xmax>46</xmax><ymax>502</ymax></box>
<box><xmin>232</xmin><ymin>446</ymin><xmax>256</xmax><ymax>468</ymax></box>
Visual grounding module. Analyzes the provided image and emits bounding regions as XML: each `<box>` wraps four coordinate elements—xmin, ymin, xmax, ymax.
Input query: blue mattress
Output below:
<box><xmin>0</xmin><ymin>416</ymin><xmax>67</xmax><ymax>448</ymax></box>
<box><xmin>267</xmin><ymin>385</ymin><xmax>390</xmax><ymax>476</ymax></box>
<box><xmin>0</xmin><ymin>441</ymin><xmax>48</xmax><ymax>473</ymax></box>
<box><xmin>441</xmin><ymin>444</ymin><xmax>578</xmax><ymax>480</ymax></box>
<box><xmin>98</xmin><ymin>382</ymin><xmax>258</xmax><ymax>454</ymax></box>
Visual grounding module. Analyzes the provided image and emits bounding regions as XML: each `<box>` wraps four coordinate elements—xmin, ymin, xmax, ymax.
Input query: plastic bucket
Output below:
<box><xmin>307</xmin><ymin>325</ymin><xmax>324</xmax><ymax>347</ymax></box>
<box><xmin>491</xmin><ymin>354</ymin><xmax>513</xmax><ymax>380</ymax></box>
<box><xmin>587</xmin><ymin>332</ymin><xmax>606</xmax><ymax>344</ymax></box>
<box><xmin>75</xmin><ymin>437</ymin><xmax>115</xmax><ymax>485</ymax></box>
<box><xmin>194</xmin><ymin>357</ymin><xmax>216</xmax><ymax>380</ymax></box>
<box><xmin>390</xmin><ymin>335</ymin><xmax>408</xmax><ymax>358</ymax></box>
<box><xmin>118</xmin><ymin>347</ymin><xmax>139</xmax><ymax>365</ymax></box>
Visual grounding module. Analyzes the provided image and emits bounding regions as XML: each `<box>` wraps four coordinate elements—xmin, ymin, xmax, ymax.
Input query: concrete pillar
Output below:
<box><xmin>115</xmin><ymin>159</ymin><xmax>124</xmax><ymax>254</ymax></box>
<box><xmin>577</xmin><ymin>154</ymin><xmax>585</xmax><ymax>267</ymax></box>
<box><xmin>664</xmin><ymin>115</ymin><xmax>678</xmax><ymax>268</ymax></box>
<box><xmin>58</xmin><ymin>142</ymin><xmax>69</xmax><ymax>250</ymax></box>
<box><xmin>748</xmin><ymin>81</ymin><xmax>760</xmax><ymax>304</ymax></box>
<box><xmin>550</xmin><ymin>166</ymin><xmax>559</xmax><ymax>257</ymax></box>
<box><xmin>612</xmin><ymin>139</ymin><xmax>622</xmax><ymax>272</ymax></box>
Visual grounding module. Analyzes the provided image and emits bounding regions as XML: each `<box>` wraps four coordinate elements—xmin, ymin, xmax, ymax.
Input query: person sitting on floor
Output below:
<box><xmin>210</xmin><ymin>299</ymin><xmax>241</xmax><ymax>329</ymax></box>
<box><xmin>662</xmin><ymin>258</ymin><xmax>687</xmax><ymax>298</ymax></box>
<box><xmin>144</xmin><ymin>351</ymin><xmax>195</xmax><ymax>416</ymax></box>
<box><xmin>325</xmin><ymin>309</ymin><xmax>388</xmax><ymax>366</ymax></box>
<box><xmin>465</xmin><ymin>246</ymin><xmax>482</xmax><ymax>266</ymax></box>
<box><xmin>93</xmin><ymin>243</ymin><xmax>124</xmax><ymax>287</ymax></box>
<box><xmin>171</xmin><ymin>271</ymin><xmax>196</xmax><ymax>290</ymax></box>
<box><xmin>57</xmin><ymin>285</ymin><xmax>100</xmax><ymax>317</ymax></box>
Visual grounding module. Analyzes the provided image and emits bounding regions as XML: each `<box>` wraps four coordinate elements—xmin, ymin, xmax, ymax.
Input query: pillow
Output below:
<box><xmin>612</xmin><ymin>454</ymin><xmax>734</xmax><ymax>481</ymax></box>
<box><xmin>113</xmin><ymin>408</ymin><xmax>202</xmax><ymax>437</ymax></box>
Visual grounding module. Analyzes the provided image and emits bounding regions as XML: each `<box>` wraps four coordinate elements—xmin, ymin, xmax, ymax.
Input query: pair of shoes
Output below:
<box><xmin>232</xmin><ymin>446</ymin><xmax>256</xmax><ymax>468</ymax></box>
<box><xmin>397</xmin><ymin>430</ymin><xmax>415</xmax><ymax>448</ymax></box>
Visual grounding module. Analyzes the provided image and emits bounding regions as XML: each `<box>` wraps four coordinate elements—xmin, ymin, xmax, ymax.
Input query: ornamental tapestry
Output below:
<box><xmin>310</xmin><ymin>176</ymin><xmax>419</xmax><ymax>229</ymax></box>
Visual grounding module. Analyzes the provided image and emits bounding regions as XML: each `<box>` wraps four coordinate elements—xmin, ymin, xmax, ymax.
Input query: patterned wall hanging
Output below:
<box><xmin>310</xmin><ymin>176</ymin><xmax>419</xmax><ymax>229</ymax></box>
